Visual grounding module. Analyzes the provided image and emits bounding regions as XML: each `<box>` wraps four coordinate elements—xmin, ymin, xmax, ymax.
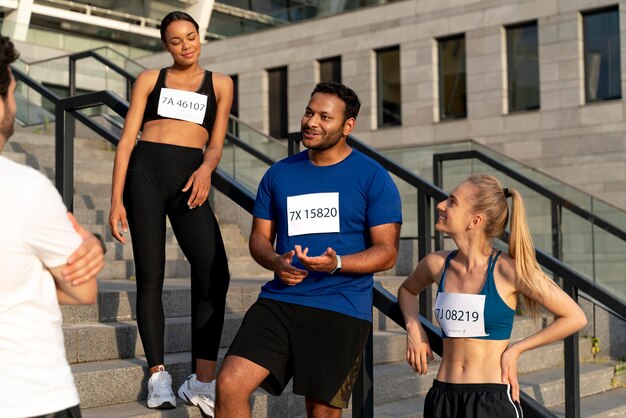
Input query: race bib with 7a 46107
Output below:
<box><xmin>158</xmin><ymin>88</ymin><xmax>208</xmax><ymax>124</ymax></box>
<box><xmin>287</xmin><ymin>192</ymin><xmax>340</xmax><ymax>236</ymax></box>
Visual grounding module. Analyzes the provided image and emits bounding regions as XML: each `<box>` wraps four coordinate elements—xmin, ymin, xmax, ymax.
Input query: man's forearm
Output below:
<box><xmin>340</xmin><ymin>243</ymin><xmax>398</xmax><ymax>274</ymax></box>
<box><xmin>249</xmin><ymin>233</ymin><xmax>279</xmax><ymax>272</ymax></box>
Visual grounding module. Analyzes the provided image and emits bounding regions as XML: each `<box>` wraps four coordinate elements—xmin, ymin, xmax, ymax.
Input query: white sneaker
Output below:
<box><xmin>178</xmin><ymin>374</ymin><xmax>215</xmax><ymax>417</ymax></box>
<box><xmin>147</xmin><ymin>370</ymin><xmax>176</xmax><ymax>409</ymax></box>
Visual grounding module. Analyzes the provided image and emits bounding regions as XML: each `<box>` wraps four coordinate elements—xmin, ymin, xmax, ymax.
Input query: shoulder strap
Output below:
<box><xmin>488</xmin><ymin>250</ymin><xmax>502</xmax><ymax>272</ymax></box>
<box><xmin>438</xmin><ymin>250</ymin><xmax>458</xmax><ymax>292</ymax></box>
<box><xmin>201</xmin><ymin>70</ymin><xmax>214</xmax><ymax>95</ymax></box>
<box><xmin>156</xmin><ymin>68</ymin><xmax>167</xmax><ymax>87</ymax></box>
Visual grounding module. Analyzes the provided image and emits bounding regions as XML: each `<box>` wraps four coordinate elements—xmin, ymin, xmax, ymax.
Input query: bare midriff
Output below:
<box><xmin>437</xmin><ymin>338</ymin><xmax>510</xmax><ymax>383</ymax></box>
<box><xmin>140</xmin><ymin>119</ymin><xmax>209</xmax><ymax>150</ymax></box>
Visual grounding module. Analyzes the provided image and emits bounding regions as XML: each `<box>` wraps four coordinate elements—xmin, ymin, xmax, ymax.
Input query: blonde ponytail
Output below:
<box><xmin>464</xmin><ymin>175</ymin><xmax>551</xmax><ymax>317</ymax></box>
<box><xmin>507</xmin><ymin>188</ymin><xmax>551</xmax><ymax>317</ymax></box>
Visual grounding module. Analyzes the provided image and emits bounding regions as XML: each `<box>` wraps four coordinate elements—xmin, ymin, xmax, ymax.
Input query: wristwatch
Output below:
<box><xmin>330</xmin><ymin>254</ymin><xmax>342</xmax><ymax>275</ymax></box>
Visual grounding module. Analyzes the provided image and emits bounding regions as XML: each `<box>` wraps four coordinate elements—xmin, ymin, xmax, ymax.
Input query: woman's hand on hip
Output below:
<box><xmin>500</xmin><ymin>344</ymin><xmax>521</xmax><ymax>402</ymax></box>
<box><xmin>182</xmin><ymin>163</ymin><xmax>212</xmax><ymax>209</ymax></box>
<box><xmin>109</xmin><ymin>202</ymin><xmax>128</xmax><ymax>243</ymax></box>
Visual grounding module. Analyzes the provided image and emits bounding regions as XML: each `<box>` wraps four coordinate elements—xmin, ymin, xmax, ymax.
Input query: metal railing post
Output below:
<box><xmin>287</xmin><ymin>131</ymin><xmax>300</xmax><ymax>156</ymax></box>
<box><xmin>54</xmin><ymin>105</ymin><xmax>74</xmax><ymax>211</ymax></box>
<box><xmin>551</xmin><ymin>202</ymin><xmax>563</xmax><ymax>266</ymax></box>
<box><xmin>69</xmin><ymin>56</ymin><xmax>76</xmax><ymax>97</ymax></box>
<box><xmin>432</xmin><ymin>155</ymin><xmax>444</xmax><ymax>251</ymax></box>
<box><xmin>418</xmin><ymin>190</ymin><xmax>433</xmax><ymax>320</ymax></box>
<box><xmin>563</xmin><ymin>281</ymin><xmax>581</xmax><ymax>418</ymax></box>
<box><xmin>352</xmin><ymin>326</ymin><xmax>374</xmax><ymax>418</ymax></box>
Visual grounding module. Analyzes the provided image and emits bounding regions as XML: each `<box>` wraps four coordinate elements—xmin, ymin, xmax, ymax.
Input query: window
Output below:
<box><xmin>438</xmin><ymin>35</ymin><xmax>467</xmax><ymax>120</ymax></box>
<box><xmin>583</xmin><ymin>7</ymin><xmax>621</xmax><ymax>102</ymax></box>
<box><xmin>319</xmin><ymin>56</ymin><xmax>341</xmax><ymax>83</ymax></box>
<box><xmin>506</xmin><ymin>22</ymin><xmax>540</xmax><ymax>112</ymax></box>
<box><xmin>376</xmin><ymin>46</ymin><xmax>401</xmax><ymax>127</ymax></box>
<box><xmin>267</xmin><ymin>66</ymin><xmax>288</xmax><ymax>139</ymax></box>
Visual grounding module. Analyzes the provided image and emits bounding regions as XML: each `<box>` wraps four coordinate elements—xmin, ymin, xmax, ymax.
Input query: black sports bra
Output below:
<box><xmin>141</xmin><ymin>68</ymin><xmax>217</xmax><ymax>135</ymax></box>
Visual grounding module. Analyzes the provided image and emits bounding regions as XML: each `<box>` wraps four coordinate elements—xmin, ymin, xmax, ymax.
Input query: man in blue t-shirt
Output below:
<box><xmin>216</xmin><ymin>82</ymin><xmax>402</xmax><ymax>418</ymax></box>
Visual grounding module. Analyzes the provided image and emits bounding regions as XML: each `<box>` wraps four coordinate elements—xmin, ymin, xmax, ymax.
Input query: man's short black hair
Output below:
<box><xmin>0</xmin><ymin>36</ymin><xmax>18</xmax><ymax>99</ymax></box>
<box><xmin>311</xmin><ymin>82</ymin><xmax>361</xmax><ymax>121</ymax></box>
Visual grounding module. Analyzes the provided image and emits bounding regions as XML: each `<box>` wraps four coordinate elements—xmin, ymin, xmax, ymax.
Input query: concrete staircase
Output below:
<box><xmin>5</xmin><ymin>129</ymin><xmax>626</xmax><ymax>417</ymax></box>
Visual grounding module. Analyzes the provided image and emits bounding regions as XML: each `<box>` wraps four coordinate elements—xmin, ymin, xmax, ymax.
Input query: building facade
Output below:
<box><xmin>137</xmin><ymin>0</ymin><xmax>626</xmax><ymax>211</ymax></box>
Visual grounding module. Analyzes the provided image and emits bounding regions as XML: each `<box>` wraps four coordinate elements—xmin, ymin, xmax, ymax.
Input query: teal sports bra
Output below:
<box><xmin>436</xmin><ymin>250</ymin><xmax>515</xmax><ymax>340</ymax></box>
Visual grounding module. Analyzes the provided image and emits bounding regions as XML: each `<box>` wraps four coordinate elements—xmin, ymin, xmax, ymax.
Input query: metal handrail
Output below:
<box><xmin>11</xmin><ymin>65</ymin><xmax>268</xmax><ymax>212</ymax></box>
<box><xmin>433</xmin><ymin>150</ymin><xmax>626</xmax><ymax>243</ymax></box>
<box><xmin>18</xmin><ymin>46</ymin><xmax>146</xmax><ymax>69</ymax></box>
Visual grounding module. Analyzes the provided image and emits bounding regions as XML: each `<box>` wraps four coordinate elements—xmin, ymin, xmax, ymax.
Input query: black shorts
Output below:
<box><xmin>226</xmin><ymin>298</ymin><xmax>371</xmax><ymax>408</ymax></box>
<box><xmin>424</xmin><ymin>380</ymin><xmax>523</xmax><ymax>418</ymax></box>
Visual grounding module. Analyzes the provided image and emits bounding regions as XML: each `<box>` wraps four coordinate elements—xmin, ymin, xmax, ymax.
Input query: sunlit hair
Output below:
<box><xmin>0</xmin><ymin>36</ymin><xmax>18</xmax><ymax>99</ymax></box>
<box><xmin>464</xmin><ymin>174</ymin><xmax>552</xmax><ymax>316</ymax></box>
<box><xmin>160</xmin><ymin>11</ymin><xmax>199</xmax><ymax>43</ymax></box>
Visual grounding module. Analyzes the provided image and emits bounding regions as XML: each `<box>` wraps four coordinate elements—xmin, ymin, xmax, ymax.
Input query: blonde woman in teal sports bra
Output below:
<box><xmin>398</xmin><ymin>174</ymin><xmax>587</xmax><ymax>418</ymax></box>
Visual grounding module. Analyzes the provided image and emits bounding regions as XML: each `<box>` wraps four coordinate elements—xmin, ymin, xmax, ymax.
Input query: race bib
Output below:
<box><xmin>287</xmin><ymin>192</ymin><xmax>340</xmax><ymax>236</ymax></box>
<box><xmin>434</xmin><ymin>292</ymin><xmax>488</xmax><ymax>338</ymax></box>
<box><xmin>158</xmin><ymin>88</ymin><xmax>208</xmax><ymax>124</ymax></box>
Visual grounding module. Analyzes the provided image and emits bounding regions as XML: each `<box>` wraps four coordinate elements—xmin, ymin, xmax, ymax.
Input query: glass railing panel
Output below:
<box><xmin>386</xmin><ymin>140</ymin><xmax>625</xmax><ymax>302</ymax></box>
<box><xmin>469</xmin><ymin>142</ymin><xmax>596</xmax><ymax>211</ymax></box>
<box><xmin>384</xmin><ymin>142</ymin><xmax>473</xmax><ymax>239</ymax></box>
<box><xmin>92</xmin><ymin>47</ymin><xmax>145</xmax><ymax>76</ymax></box>
<box><xmin>14</xmin><ymin>77</ymin><xmax>55</xmax><ymax>127</ymax></box>
<box><xmin>229</xmin><ymin>116</ymin><xmax>288</xmax><ymax>162</ymax></box>
<box><xmin>592</xmin><ymin>225</ymin><xmax>626</xmax><ymax>301</ymax></box>
<box><xmin>591</xmin><ymin>198</ymin><xmax>626</xmax><ymax>229</ymax></box>
<box><xmin>221</xmin><ymin>140</ymin><xmax>271</xmax><ymax>194</ymax></box>
<box><xmin>383</xmin><ymin>141</ymin><xmax>473</xmax><ymax>183</ymax></box>
<box><xmin>389</xmin><ymin>173</ymin><xmax>417</xmax><ymax>238</ymax></box>
<box><xmin>26</xmin><ymin>57</ymin><xmax>70</xmax><ymax>98</ymax></box>
<box><xmin>25</xmin><ymin>55</ymin><xmax>131</xmax><ymax>101</ymax></box>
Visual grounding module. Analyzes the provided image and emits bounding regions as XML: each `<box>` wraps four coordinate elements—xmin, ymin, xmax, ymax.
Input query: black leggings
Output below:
<box><xmin>124</xmin><ymin>140</ymin><xmax>230</xmax><ymax>368</ymax></box>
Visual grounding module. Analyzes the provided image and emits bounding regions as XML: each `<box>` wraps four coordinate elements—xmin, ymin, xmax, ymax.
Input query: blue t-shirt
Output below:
<box><xmin>253</xmin><ymin>149</ymin><xmax>402</xmax><ymax>321</ymax></box>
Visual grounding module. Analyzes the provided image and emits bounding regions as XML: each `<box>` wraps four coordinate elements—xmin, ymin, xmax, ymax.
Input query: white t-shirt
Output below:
<box><xmin>0</xmin><ymin>156</ymin><xmax>82</xmax><ymax>417</ymax></box>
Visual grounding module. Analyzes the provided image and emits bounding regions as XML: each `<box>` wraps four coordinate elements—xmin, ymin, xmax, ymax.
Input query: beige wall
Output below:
<box><xmin>140</xmin><ymin>0</ymin><xmax>626</xmax><ymax>211</ymax></box>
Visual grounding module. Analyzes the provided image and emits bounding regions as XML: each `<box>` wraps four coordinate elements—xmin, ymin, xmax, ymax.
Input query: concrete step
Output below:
<box><xmin>373</xmin><ymin>361</ymin><xmax>439</xmax><ymax>406</ymax></box>
<box><xmin>63</xmin><ymin>314</ymin><xmax>242</xmax><ymax>364</ymax></box>
<box><xmin>97</xmin><ymin>258</ymin><xmax>190</xmax><ymax>280</ymax></box>
<box><xmin>63</xmin><ymin>310</ymin><xmax>406</xmax><ymax>366</ymax></box>
<box><xmin>550</xmin><ymin>386</ymin><xmax>626</xmax><ymax>417</ymax></box>
<box><xmin>519</xmin><ymin>362</ymin><xmax>617</xmax><ymax>407</ymax></box>
<box><xmin>81</xmin><ymin>381</ymin><xmax>305</xmax><ymax>418</ymax></box>
<box><xmin>61</xmin><ymin>278</ymin><xmax>267</xmax><ymax>324</ymax></box>
<box><xmin>76</xmin><ymin>350</ymin><xmax>424</xmax><ymax>414</ymax></box>
<box><xmin>516</xmin><ymin>337</ymin><xmax>594</xmax><ymax>374</ymax></box>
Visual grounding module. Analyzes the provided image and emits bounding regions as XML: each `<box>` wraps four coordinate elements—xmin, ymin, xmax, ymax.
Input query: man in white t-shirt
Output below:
<box><xmin>0</xmin><ymin>36</ymin><xmax>104</xmax><ymax>418</ymax></box>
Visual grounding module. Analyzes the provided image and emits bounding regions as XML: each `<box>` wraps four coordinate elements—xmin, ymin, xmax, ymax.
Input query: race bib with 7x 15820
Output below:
<box><xmin>287</xmin><ymin>192</ymin><xmax>340</xmax><ymax>236</ymax></box>
<box><xmin>158</xmin><ymin>88</ymin><xmax>208</xmax><ymax>124</ymax></box>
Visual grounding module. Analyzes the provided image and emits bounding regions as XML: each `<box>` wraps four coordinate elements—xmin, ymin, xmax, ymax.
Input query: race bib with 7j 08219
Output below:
<box><xmin>286</xmin><ymin>192</ymin><xmax>340</xmax><ymax>236</ymax></box>
<box><xmin>157</xmin><ymin>88</ymin><xmax>208</xmax><ymax>124</ymax></box>
<box><xmin>434</xmin><ymin>292</ymin><xmax>489</xmax><ymax>338</ymax></box>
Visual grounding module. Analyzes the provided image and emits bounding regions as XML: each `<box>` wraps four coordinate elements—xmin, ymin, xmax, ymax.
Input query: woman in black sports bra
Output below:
<box><xmin>108</xmin><ymin>11</ymin><xmax>232</xmax><ymax>415</ymax></box>
<box><xmin>398</xmin><ymin>174</ymin><xmax>587</xmax><ymax>418</ymax></box>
